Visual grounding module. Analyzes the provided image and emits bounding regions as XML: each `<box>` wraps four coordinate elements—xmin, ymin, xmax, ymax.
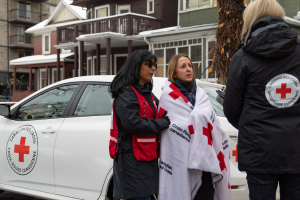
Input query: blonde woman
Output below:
<box><xmin>158</xmin><ymin>54</ymin><xmax>230</xmax><ymax>200</ymax></box>
<box><xmin>224</xmin><ymin>0</ymin><xmax>300</xmax><ymax>199</ymax></box>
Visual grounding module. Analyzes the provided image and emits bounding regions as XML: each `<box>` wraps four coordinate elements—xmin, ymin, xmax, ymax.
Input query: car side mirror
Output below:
<box><xmin>0</xmin><ymin>104</ymin><xmax>10</xmax><ymax>117</ymax></box>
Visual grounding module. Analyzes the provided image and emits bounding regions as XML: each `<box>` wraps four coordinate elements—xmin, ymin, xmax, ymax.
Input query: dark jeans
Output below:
<box><xmin>247</xmin><ymin>173</ymin><xmax>300</xmax><ymax>200</ymax></box>
<box><xmin>128</xmin><ymin>196</ymin><xmax>152</xmax><ymax>200</ymax></box>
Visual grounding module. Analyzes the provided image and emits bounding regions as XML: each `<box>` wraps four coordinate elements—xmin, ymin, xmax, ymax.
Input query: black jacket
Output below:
<box><xmin>113</xmin><ymin>84</ymin><xmax>169</xmax><ymax>199</ymax></box>
<box><xmin>224</xmin><ymin>16</ymin><xmax>300</xmax><ymax>174</ymax></box>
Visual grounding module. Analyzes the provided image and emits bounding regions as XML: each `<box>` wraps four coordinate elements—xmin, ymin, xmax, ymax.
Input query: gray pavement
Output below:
<box><xmin>0</xmin><ymin>190</ymin><xmax>44</xmax><ymax>200</ymax></box>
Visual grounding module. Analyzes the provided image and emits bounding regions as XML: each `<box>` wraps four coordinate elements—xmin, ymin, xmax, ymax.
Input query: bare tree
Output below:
<box><xmin>210</xmin><ymin>0</ymin><xmax>246</xmax><ymax>85</ymax></box>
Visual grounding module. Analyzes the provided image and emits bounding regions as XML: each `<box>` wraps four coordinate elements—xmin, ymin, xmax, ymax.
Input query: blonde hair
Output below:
<box><xmin>167</xmin><ymin>54</ymin><xmax>196</xmax><ymax>83</ymax></box>
<box><xmin>242</xmin><ymin>0</ymin><xmax>285</xmax><ymax>42</ymax></box>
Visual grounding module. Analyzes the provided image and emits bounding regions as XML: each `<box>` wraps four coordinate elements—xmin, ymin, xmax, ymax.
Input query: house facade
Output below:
<box><xmin>0</xmin><ymin>0</ymin><xmax>60</xmax><ymax>98</ymax></box>
<box><xmin>9</xmin><ymin>0</ymin><xmax>178</xmax><ymax>101</ymax></box>
<box><xmin>141</xmin><ymin>0</ymin><xmax>300</xmax><ymax>82</ymax></box>
<box><xmin>9</xmin><ymin>0</ymin><xmax>300</xmax><ymax>101</ymax></box>
<box><xmin>54</xmin><ymin>0</ymin><xmax>178</xmax><ymax>77</ymax></box>
<box><xmin>10</xmin><ymin>0</ymin><xmax>86</xmax><ymax>101</ymax></box>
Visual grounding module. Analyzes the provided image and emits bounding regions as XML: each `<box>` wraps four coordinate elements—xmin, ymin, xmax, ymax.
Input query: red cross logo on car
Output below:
<box><xmin>232</xmin><ymin>145</ymin><xmax>238</xmax><ymax>162</ymax></box>
<box><xmin>276</xmin><ymin>83</ymin><xmax>291</xmax><ymax>99</ymax></box>
<box><xmin>14</xmin><ymin>137</ymin><xmax>30</xmax><ymax>162</ymax></box>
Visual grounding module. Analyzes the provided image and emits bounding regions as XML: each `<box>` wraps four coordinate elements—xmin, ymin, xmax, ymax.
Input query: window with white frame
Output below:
<box><xmin>117</xmin><ymin>4</ymin><xmax>131</xmax><ymax>14</ymax></box>
<box><xmin>153</xmin><ymin>38</ymin><xmax>208</xmax><ymax>79</ymax></box>
<box><xmin>153</xmin><ymin>38</ymin><xmax>218</xmax><ymax>81</ymax></box>
<box><xmin>42</xmin><ymin>34</ymin><xmax>51</xmax><ymax>54</ymax></box>
<box><xmin>100</xmin><ymin>57</ymin><xmax>107</xmax><ymax>75</ymax></box>
<box><xmin>95</xmin><ymin>5</ymin><xmax>110</xmax><ymax>18</ymax></box>
<box><xmin>185</xmin><ymin>0</ymin><xmax>217</xmax><ymax>10</ymax></box>
<box><xmin>52</xmin><ymin>68</ymin><xmax>63</xmax><ymax>83</ymax></box>
<box><xmin>147</xmin><ymin>0</ymin><xmax>154</xmax><ymax>14</ymax></box>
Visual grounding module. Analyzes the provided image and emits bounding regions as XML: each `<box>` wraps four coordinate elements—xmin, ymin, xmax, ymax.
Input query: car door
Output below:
<box><xmin>0</xmin><ymin>83</ymin><xmax>81</xmax><ymax>194</ymax></box>
<box><xmin>54</xmin><ymin>82</ymin><xmax>113</xmax><ymax>200</ymax></box>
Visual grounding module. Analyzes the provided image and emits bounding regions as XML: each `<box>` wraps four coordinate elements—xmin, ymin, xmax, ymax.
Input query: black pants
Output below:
<box><xmin>194</xmin><ymin>172</ymin><xmax>214</xmax><ymax>200</ymax></box>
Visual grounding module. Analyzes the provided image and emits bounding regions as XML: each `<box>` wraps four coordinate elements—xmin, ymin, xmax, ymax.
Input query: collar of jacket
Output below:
<box><xmin>132</xmin><ymin>83</ymin><xmax>151</xmax><ymax>94</ymax></box>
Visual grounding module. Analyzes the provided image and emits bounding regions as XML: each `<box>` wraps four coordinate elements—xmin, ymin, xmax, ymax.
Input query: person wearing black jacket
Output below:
<box><xmin>224</xmin><ymin>0</ymin><xmax>300</xmax><ymax>199</ymax></box>
<box><xmin>109</xmin><ymin>50</ymin><xmax>170</xmax><ymax>200</ymax></box>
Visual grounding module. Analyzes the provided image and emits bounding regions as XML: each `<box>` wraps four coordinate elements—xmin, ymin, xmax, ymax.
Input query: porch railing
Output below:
<box><xmin>57</xmin><ymin>14</ymin><xmax>161</xmax><ymax>44</ymax></box>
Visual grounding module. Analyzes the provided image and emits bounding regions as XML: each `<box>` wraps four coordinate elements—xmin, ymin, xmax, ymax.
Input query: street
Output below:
<box><xmin>0</xmin><ymin>190</ymin><xmax>44</xmax><ymax>200</ymax></box>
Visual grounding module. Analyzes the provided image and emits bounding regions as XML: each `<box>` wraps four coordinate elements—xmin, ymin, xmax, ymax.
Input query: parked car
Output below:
<box><xmin>0</xmin><ymin>76</ymin><xmax>248</xmax><ymax>200</ymax></box>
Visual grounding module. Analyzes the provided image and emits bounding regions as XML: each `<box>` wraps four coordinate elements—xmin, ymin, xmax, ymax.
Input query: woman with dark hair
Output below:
<box><xmin>109</xmin><ymin>49</ymin><xmax>170</xmax><ymax>200</ymax></box>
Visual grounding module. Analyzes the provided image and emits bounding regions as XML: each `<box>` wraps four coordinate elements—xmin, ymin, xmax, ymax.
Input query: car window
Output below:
<box><xmin>198</xmin><ymin>85</ymin><xmax>225</xmax><ymax>117</ymax></box>
<box><xmin>16</xmin><ymin>85</ymin><xmax>78</xmax><ymax>120</ymax></box>
<box><xmin>73</xmin><ymin>84</ymin><xmax>112</xmax><ymax>116</ymax></box>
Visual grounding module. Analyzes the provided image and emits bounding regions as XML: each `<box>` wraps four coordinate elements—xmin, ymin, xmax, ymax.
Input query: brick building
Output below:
<box><xmin>10</xmin><ymin>0</ymin><xmax>86</xmax><ymax>101</ymax></box>
<box><xmin>0</xmin><ymin>0</ymin><xmax>60</xmax><ymax>98</ymax></box>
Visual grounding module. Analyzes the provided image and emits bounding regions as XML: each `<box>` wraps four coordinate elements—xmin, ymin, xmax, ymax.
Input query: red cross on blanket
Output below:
<box><xmin>203</xmin><ymin>123</ymin><xmax>213</xmax><ymax>146</ymax></box>
<box><xmin>169</xmin><ymin>84</ymin><xmax>189</xmax><ymax>103</ymax></box>
<box><xmin>218</xmin><ymin>151</ymin><xmax>227</xmax><ymax>172</ymax></box>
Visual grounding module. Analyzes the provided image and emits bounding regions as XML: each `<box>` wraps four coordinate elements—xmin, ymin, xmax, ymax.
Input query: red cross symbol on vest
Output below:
<box><xmin>276</xmin><ymin>83</ymin><xmax>291</xmax><ymax>99</ymax></box>
<box><xmin>169</xmin><ymin>84</ymin><xmax>189</xmax><ymax>103</ymax></box>
<box><xmin>217</xmin><ymin>151</ymin><xmax>227</xmax><ymax>172</ymax></box>
<box><xmin>14</xmin><ymin>137</ymin><xmax>30</xmax><ymax>162</ymax></box>
<box><xmin>203</xmin><ymin>123</ymin><xmax>213</xmax><ymax>146</ymax></box>
<box><xmin>232</xmin><ymin>145</ymin><xmax>238</xmax><ymax>162</ymax></box>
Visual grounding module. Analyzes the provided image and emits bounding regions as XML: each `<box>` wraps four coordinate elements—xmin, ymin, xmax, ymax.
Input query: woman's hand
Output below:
<box><xmin>161</xmin><ymin>111</ymin><xmax>170</xmax><ymax>125</ymax></box>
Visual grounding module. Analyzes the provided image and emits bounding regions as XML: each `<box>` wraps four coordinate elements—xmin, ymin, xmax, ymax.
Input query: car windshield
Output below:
<box><xmin>198</xmin><ymin>85</ymin><xmax>225</xmax><ymax>117</ymax></box>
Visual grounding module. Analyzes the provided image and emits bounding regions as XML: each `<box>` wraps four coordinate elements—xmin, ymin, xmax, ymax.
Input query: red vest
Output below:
<box><xmin>109</xmin><ymin>85</ymin><xmax>160</xmax><ymax>161</ymax></box>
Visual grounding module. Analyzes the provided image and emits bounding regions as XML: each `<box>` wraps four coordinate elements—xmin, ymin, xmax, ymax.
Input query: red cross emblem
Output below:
<box><xmin>203</xmin><ymin>123</ymin><xmax>213</xmax><ymax>146</ymax></box>
<box><xmin>169</xmin><ymin>84</ymin><xmax>189</xmax><ymax>103</ymax></box>
<box><xmin>276</xmin><ymin>83</ymin><xmax>291</xmax><ymax>99</ymax></box>
<box><xmin>14</xmin><ymin>137</ymin><xmax>30</xmax><ymax>162</ymax></box>
<box><xmin>232</xmin><ymin>145</ymin><xmax>238</xmax><ymax>162</ymax></box>
<box><xmin>217</xmin><ymin>151</ymin><xmax>227</xmax><ymax>172</ymax></box>
<box><xmin>188</xmin><ymin>125</ymin><xmax>194</xmax><ymax>135</ymax></box>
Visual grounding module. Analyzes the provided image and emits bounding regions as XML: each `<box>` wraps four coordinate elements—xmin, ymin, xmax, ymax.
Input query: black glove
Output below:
<box><xmin>161</xmin><ymin>111</ymin><xmax>170</xmax><ymax>125</ymax></box>
<box><xmin>163</xmin><ymin>115</ymin><xmax>171</xmax><ymax>125</ymax></box>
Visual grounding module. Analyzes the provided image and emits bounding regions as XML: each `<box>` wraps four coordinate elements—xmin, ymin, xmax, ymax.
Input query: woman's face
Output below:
<box><xmin>139</xmin><ymin>58</ymin><xmax>156</xmax><ymax>86</ymax></box>
<box><xmin>174</xmin><ymin>57</ymin><xmax>194</xmax><ymax>82</ymax></box>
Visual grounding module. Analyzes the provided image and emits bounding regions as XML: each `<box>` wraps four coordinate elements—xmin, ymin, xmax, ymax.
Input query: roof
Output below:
<box><xmin>10</xmin><ymin>53</ymin><xmax>74</xmax><ymax>66</ymax></box>
<box><xmin>45</xmin><ymin>0</ymin><xmax>86</xmax><ymax>26</ymax></box>
<box><xmin>26</xmin><ymin>0</ymin><xmax>86</xmax><ymax>34</ymax></box>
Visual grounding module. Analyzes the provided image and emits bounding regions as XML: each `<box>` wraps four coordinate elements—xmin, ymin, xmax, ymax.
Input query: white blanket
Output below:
<box><xmin>158</xmin><ymin>80</ymin><xmax>230</xmax><ymax>200</ymax></box>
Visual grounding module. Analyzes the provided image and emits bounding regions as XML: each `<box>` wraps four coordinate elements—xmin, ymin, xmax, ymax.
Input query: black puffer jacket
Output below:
<box><xmin>224</xmin><ymin>16</ymin><xmax>300</xmax><ymax>174</ymax></box>
<box><xmin>113</xmin><ymin>84</ymin><xmax>169</xmax><ymax>199</ymax></box>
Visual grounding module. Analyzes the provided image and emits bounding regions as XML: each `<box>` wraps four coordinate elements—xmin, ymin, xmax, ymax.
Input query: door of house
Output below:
<box><xmin>114</xmin><ymin>55</ymin><xmax>127</xmax><ymax>74</ymax></box>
